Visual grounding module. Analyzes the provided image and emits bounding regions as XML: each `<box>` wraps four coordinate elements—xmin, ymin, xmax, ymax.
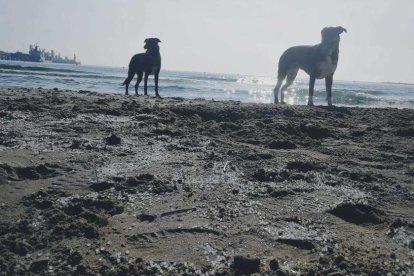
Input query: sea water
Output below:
<box><xmin>1</xmin><ymin>61</ymin><xmax>413</xmax><ymax>109</ymax></box>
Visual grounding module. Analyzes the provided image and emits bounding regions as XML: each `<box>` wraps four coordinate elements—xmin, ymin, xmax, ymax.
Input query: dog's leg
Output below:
<box><xmin>273</xmin><ymin>79</ymin><xmax>283</xmax><ymax>103</ymax></box>
<box><xmin>325</xmin><ymin>74</ymin><xmax>333</xmax><ymax>106</ymax></box>
<box><xmin>123</xmin><ymin>71</ymin><xmax>135</xmax><ymax>95</ymax></box>
<box><xmin>135</xmin><ymin>72</ymin><xmax>143</xmax><ymax>95</ymax></box>
<box><xmin>143</xmin><ymin>72</ymin><xmax>149</xmax><ymax>96</ymax></box>
<box><xmin>308</xmin><ymin>75</ymin><xmax>316</xmax><ymax>106</ymax></box>
<box><xmin>274</xmin><ymin>65</ymin><xmax>289</xmax><ymax>103</ymax></box>
<box><xmin>280</xmin><ymin>69</ymin><xmax>298</xmax><ymax>104</ymax></box>
<box><xmin>154</xmin><ymin>72</ymin><xmax>161</xmax><ymax>98</ymax></box>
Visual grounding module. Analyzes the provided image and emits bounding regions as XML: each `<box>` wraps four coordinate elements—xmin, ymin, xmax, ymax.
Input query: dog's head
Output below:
<box><xmin>144</xmin><ymin>38</ymin><xmax>161</xmax><ymax>50</ymax></box>
<box><xmin>321</xmin><ymin>26</ymin><xmax>347</xmax><ymax>48</ymax></box>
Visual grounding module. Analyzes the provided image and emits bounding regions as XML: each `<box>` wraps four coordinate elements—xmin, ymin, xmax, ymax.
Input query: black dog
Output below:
<box><xmin>273</xmin><ymin>26</ymin><xmax>347</xmax><ymax>106</ymax></box>
<box><xmin>123</xmin><ymin>38</ymin><xmax>162</xmax><ymax>97</ymax></box>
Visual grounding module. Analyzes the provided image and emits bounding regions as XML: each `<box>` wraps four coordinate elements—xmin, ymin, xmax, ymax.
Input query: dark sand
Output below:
<box><xmin>0</xmin><ymin>87</ymin><xmax>413</xmax><ymax>275</ymax></box>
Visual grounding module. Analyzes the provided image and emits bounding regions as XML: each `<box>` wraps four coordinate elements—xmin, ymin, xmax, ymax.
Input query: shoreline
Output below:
<box><xmin>2</xmin><ymin>60</ymin><xmax>414</xmax><ymax>109</ymax></box>
<box><xmin>2</xmin><ymin>85</ymin><xmax>414</xmax><ymax>111</ymax></box>
<box><xmin>0</xmin><ymin>87</ymin><xmax>413</xmax><ymax>274</ymax></box>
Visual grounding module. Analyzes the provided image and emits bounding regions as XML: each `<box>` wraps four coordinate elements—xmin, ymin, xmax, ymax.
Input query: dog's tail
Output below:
<box><xmin>123</xmin><ymin>55</ymin><xmax>137</xmax><ymax>86</ymax></box>
<box><xmin>122</xmin><ymin>69</ymin><xmax>134</xmax><ymax>86</ymax></box>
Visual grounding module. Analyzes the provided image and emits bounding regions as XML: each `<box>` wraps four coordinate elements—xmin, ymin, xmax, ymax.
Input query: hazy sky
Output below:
<box><xmin>1</xmin><ymin>0</ymin><xmax>414</xmax><ymax>83</ymax></box>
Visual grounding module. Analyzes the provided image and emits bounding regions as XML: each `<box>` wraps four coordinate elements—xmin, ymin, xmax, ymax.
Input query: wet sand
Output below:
<box><xmin>0</xmin><ymin>87</ymin><xmax>413</xmax><ymax>275</ymax></box>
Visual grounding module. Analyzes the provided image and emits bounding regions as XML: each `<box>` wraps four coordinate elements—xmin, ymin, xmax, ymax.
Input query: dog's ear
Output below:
<box><xmin>155</xmin><ymin>38</ymin><xmax>161</xmax><ymax>43</ymax></box>
<box><xmin>336</xmin><ymin>26</ymin><xmax>347</xmax><ymax>34</ymax></box>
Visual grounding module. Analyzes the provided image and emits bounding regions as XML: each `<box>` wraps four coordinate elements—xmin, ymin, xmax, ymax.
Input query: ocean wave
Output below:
<box><xmin>193</xmin><ymin>75</ymin><xmax>238</xmax><ymax>82</ymax></box>
<box><xmin>170</xmin><ymin>74</ymin><xmax>239</xmax><ymax>83</ymax></box>
<box><xmin>159</xmin><ymin>85</ymin><xmax>189</xmax><ymax>91</ymax></box>
<box><xmin>282</xmin><ymin>88</ymin><xmax>383</xmax><ymax>103</ymax></box>
<box><xmin>0</xmin><ymin>69</ymin><xmax>236</xmax><ymax>85</ymax></box>
<box><xmin>1</xmin><ymin>62</ymin><xmax>413</xmax><ymax>109</ymax></box>
<box><xmin>0</xmin><ymin>64</ymin><xmax>90</xmax><ymax>74</ymax></box>
<box><xmin>282</xmin><ymin>88</ymin><xmax>414</xmax><ymax>107</ymax></box>
<box><xmin>0</xmin><ymin>69</ymin><xmax>123</xmax><ymax>80</ymax></box>
<box><xmin>237</xmin><ymin>76</ymin><xmax>274</xmax><ymax>85</ymax></box>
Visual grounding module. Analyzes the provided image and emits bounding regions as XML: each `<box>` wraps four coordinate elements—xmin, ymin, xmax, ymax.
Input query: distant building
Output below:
<box><xmin>0</xmin><ymin>44</ymin><xmax>80</xmax><ymax>65</ymax></box>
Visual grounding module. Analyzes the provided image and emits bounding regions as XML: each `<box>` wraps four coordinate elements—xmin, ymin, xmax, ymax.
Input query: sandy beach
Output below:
<box><xmin>0</xmin><ymin>87</ymin><xmax>413</xmax><ymax>275</ymax></box>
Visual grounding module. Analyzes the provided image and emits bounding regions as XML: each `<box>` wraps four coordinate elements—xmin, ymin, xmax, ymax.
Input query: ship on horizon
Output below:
<box><xmin>0</xmin><ymin>44</ymin><xmax>80</xmax><ymax>65</ymax></box>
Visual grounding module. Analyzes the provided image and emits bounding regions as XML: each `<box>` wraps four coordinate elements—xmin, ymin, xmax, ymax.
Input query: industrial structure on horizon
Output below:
<box><xmin>0</xmin><ymin>44</ymin><xmax>80</xmax><ymax>65</ymax></box>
